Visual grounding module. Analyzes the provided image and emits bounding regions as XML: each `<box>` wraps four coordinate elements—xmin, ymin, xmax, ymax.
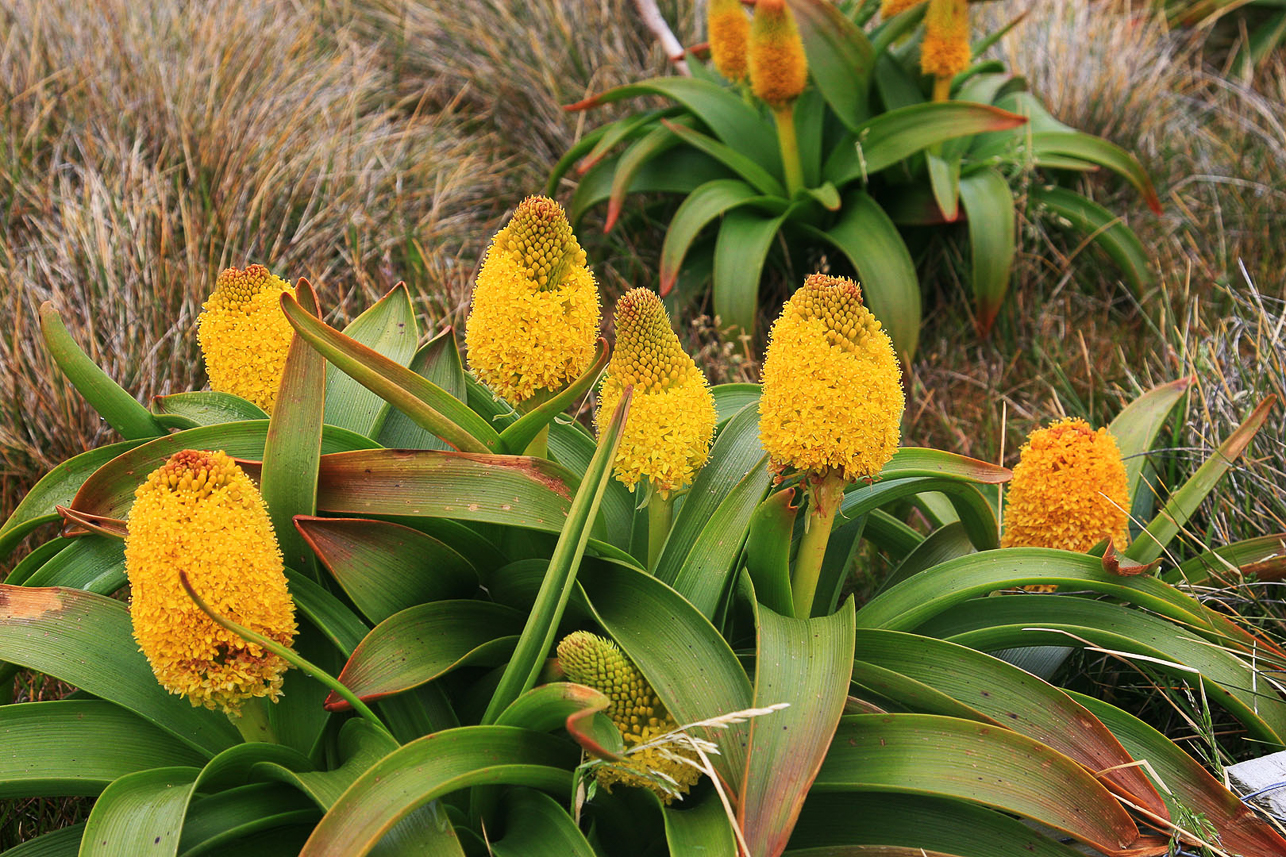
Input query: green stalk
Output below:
<box><xmin>647</xmin><ymin>487</ymin><xmax>674</xmax><ymax>572</ymax></box>
<box><xmin>932</xmin><ymin>75</ymin><xmax>952</xmax><ymax>103</ymax></box>
<box><xmin>792</xmin><ymin>472</ymin><xmax>847</xmax><ymax>618</ymax></box>
<box><xmin>229</xmin><ymin>695</ymin><xmax>277</xmax><ymax>744</ymax></box>
<box><xmin>179</xmin><ymin>571</ymin><xmax>392</xmax><ymax>739</ymax></box>
<box><xmin>773</xmin><ymin>102</ymin><xmax>805</xmax><ymax>197</ymax></box>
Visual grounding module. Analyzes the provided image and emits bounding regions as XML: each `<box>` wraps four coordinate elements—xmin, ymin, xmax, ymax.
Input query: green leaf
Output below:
<box><xmin>576</xmin><ymin>108</ymin><xmax>682</xmax><ymax>175</ymax></box>
<box><xmin>482</xmin><ymin>391</ymin><xmax>633</xmax><ymax>723</ymax></box>
<box><xmin>490</xmin><ymin>788</ymin><xmax>597</xmax><ymax>857</ymax></box>
<box><xmin>377</xmin><ymin>327</ymin><xmax>468</xmax><ymax>451</ymax></box>
<box><xmin>497</xmin><ymin>339</ymin><xmax>609</xmax><ymax>456</ymax></box>
<box><xmin>547</xmin><ymin>123</ymin><xmax>612</xmax><ymax>195</ymax></box>
<box><xmin>839</xmin><ymin>478</ymin><xmax>998</xmax><ymax>551</ymax></box>
<box><xmin>786</xmin><ymin>0</ymin><xmax>874</xmax><ymax>129</ymax></box>
<box><xmin>740</xmin><ymin>591</ymin><xmax>855</xmax><ymax>857</ymax></box>
<box><xmin>20</xmin><ymin>535</ymin><xmax>125</xmax><ymax>594</ymax></box>
<box><xmin>38</xmin><ymin>302</ymin><xmax>166</xmax><ymax>440</ymax></box>
<box><xmin>1107</xmin><ymin>376</ymin><xmax>1193</xmax><ymax>512</ymax></box>
<box><xmin>280</xmin><ymin>292</ymin><xmax>498</xmax><ymax>453</ymax></box>
<box><xmin>581</xmin><ymin>561</ymin><xmax>754</xmax><ymax>789</ymax></box>
<box><xmin>296</xmin><ymin>517</ymin><xmax>477</xmax><ymax>624</ymax></box>
<box><xmin>744</xmin><ymin>489</ymin><xmax>800</xmax><ymax>617</ymax></box>
<box><xmin>663</xmin><ymin>791</ymin><xmax>737</xmax><ymax>856</ymax></box>
<box><xmin>879</xmin><ymin>522</ymin><xmax>974</xmax><ymax>593</ymax></box>
<box><xmin>1029</xmin><ymin>185</ymin><xmax>1153</xmax><ymax>295</ymax></box>
<box><xmin>803</xmin><ymin>191</ymin><xmax>920</xmax><ymax>360</ymax></box>
<box><xmin>2</xmin><ymin>537</ymin><xmax>70</xmax><ymax>586</ymax></box>
<box><xmin>602</xmin><ymin>122</ymin><xmax>691</xmax><ymax>230</ymax></box>
<box><xmin>925</xmin><ymin>151</ymin><xmax>961</xmax><ymax>222</ymax></box>
<box><xmin>824</xmin><ymin>103</ymin><xmax>1027</xmax><ymax>184</ymax></box>
<box><xmin>151</xmin><ymin>392</ymin><xmax>268</xmax><ymax>426</ymax></box>
<box><xmin>1167</xmin><ymin>533</ymin><xmax>1286</xmax><ymax>586</ymax></box>
<box><xmin>327</xmin><ymin>600</ymin><xmax>523</xmax><ymax>709</ymax></box>
<box><xmin>1029</xmin><ymin>132</ymin><xmax>1161</xmax><ymax>213</ymax></box>
<box><xmin>177</xmin><ymin>783</ymin><xmax>320</xmax><ymax>856</ymax></box>
<box><xmin>495</xmin><ymin>682</ymin><xmax>611</xmax><ymax>735</ymax></box>
<box><xmin>662</xmin><ymin>119</ymin><xmax>786</xmax><ymax>196</ymax></box>
<box><xmin>546</xmin><ymin>419</ymin><xmax>637</xmax><ymax>555</ymax></box>
<box><xmin>0</xmin><ymin>701</ymin><xmax>207</xmax><ymax>798</ymax></box>
<box><xmin>880</xmin><ymin>448</ymin><xmax>1011</xmax><ymax>483</ymax></box>
<box><xmin>0</xmin><ymin>824</ymin><xmax>86</xmax><ymax>856</ymax></box>
<box><xmin>711</xmin><ymin>383</ymin><xmax>761</xmax><ymax>425</ymax></box>
<box><xmin>298</xmin><ymin>726</ymin><xmax>578</xmax><ymax>856</ymax></box>
<box><xmin>815</xmin><ymin>714</ymin><xmax>1140</xmax><ymax>854</ymax></box>
<box><xmin>80</xmin><ymin>766</ymin><xmax>200</xmax><ymax>857</ymax></box>
<box><xmin>0</xmin><ymin>585</ymin><xmax>240</xmax><ymax>755</ymax></box>
<box><xmin>659</xmin><ymin>179</ymin><xmax>777</xmax><ymax>296</ymax></box>
<box><xmin>713</xmin><ymin>209</ymin><xmax>790</xmax><ymax>339</ymax></box>
<box><xmin>325</xmin><ymin>283</ymin><xmax>420</xmax><ymax>437</ymax></box>
<box><xmin>570</xmin><ymin>148</ymin><xmax>733</xmax><ymax>227</ymax></box>
<box><xmin>0</xmin><ymin>440</ymin><xmax>144</xmax><ymax>560</ymax></box>
<box><xmin>1127</xmin><ymin>396</ymin><xmax>1276</xmax><ymax>563</ymax></box>
<box><xmin>286</xmin><ymin>567</ymin><xmax>371</xmax><ymax>656</ymax></box>
<box><xmin>958</xmin><ymin>167</ymin><xmax>1016</xmax><ymax>337</ymax></box>
<box><xmin>259</xmin><ymin>719</ymin><xmax>400</xmax><ymax>810</ymax></box>
<box><xmin>261</xmin><ymin>278</ymin><xmax>326</xmax><ymax>578</ymax></box>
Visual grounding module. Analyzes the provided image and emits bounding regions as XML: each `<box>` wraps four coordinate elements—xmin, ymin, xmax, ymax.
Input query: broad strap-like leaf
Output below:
<box><xmin>16</xmin><ymin>535</ymin><xmax>125</xmax><ymax>594</ymax></box>
<box><xmin>1029</xmin><ymin>186</ymin><xmax>1153</xmax><ymax>295</ymax></box>
<box><xmin>603</xmin><ymin>121</ymin><xmax>692</xmax><ymax>231</ymax></box>
<box><xmin>662</xmin><ymin>119</ymin><xmax>786</xmax><ymax>196</ymax></box>
<box><xmin>324</xmin><ymin>283</ymin><xmax>419</xmax><ymax>437</ymax></box>
<box><xmin>377</xmin><ymin>327</ymin><xmax>468</xmax><ymax>451</ymax></box>
<box><xmin>570</xmin><ymin>149</ymin><xmax>733</xmax><ymax>227</ymax></box>
<box><xmin>958</xmin><ymin>167</ymin><xmax>1016</xmax><ymax>337</ymax></box>
<box><xmin>79</xmin><ymin>766</ymin><xmax>201</xmax><ymax>857</ymax></box>
<box><xmin>1028</xmin><ymin>131</ymin><xmax>1161</xmax><ymax>213</ymax></box>
<box><xmin>786</xmin><ymin>0</ymin><xmax>874</xmax><ymax>129</ymax></box>
<box><xmin>1107</xmin><ymin>376</ymin><xmax>1193</xmax><ymax>514</ymax></box>
<box><xmin>659</xmin><ymin>179</ymin><xmax>782</xmax><ymax>296</ymax></box>
<box><xmin>744</xmin><ymin>489</ymin><xmax>800</xmax><ymax>618</ymax></box>
<box><xmin>490</xmin><ymin>788</ymin><xmax>598</xmax><ymax>857</ymax></box>
<box><xmin>150</xmin><ymin>391</ymin><xmax>268</xmax><ymax>426</ymax></box>
<box><xmin>712</xmin><ymin>207</ymin><xmax>792</xmax><ymax>339</ymax></box>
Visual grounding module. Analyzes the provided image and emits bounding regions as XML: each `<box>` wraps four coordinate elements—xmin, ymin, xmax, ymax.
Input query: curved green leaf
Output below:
<box><xmin>602</xmin><ymin>121</ymin><xmax>690</xmax><ymax>231</ymax></box>
<box><xmin>547</xmin><ymin>123</ymin><xmax>612</xmax><ymax>195</ymax></box>
<box><xmin>839</xmin><ymin>478</ymin><xmax>998</xmax><ymax>550</ymax></box>
<box><xmin>786</xmin><ymin>0</ymin><xmax>874</xmax><ymax>129</ymax></box>
<box><xmin>663</xmin><ymin>120</ymin><xmax>785</xmax><ymax>196</ymax></box>
<box><xmin>151</xmin><ymin>391</ymin><xmax>268</xmax><ymax>426</ymax></box>
<box><xmin>1107</xmin><ymin>376</ymin><xmax>1192</xmax><ymax>512</ymax></box>
<box><xmin>1167</xmin><ymin>533</ymin><xmax>1286</xmax><ymax>586</ymax></box>
<box><xmin>712</xmin><ymin>383</ymin><xmax>761</xmax><ymax>425</ymax></box>
<box><xmin>570</xmin><ymin>149</ymin><xmax>733</xmax><ymax>227</ymax></box>
<box><xmin>1</xmin><ymin>824</ymin><xmax>86</xmax><ymax>856</ymax></box>
<box><xmin>2</xmin><ymin>537</ymin><xmax>70</xmax><ymax>586</ymax></box>
<box><xmin>1029</xmin><ymin>132</ymin><xmax>1160</xmax><ymax>213</ymax></box>
<box><xmin>745</xmin><ymin>488</ymin><xmax>800</xmax><ymax>617</ymax></box>
<box><xmin>497</xmin><ymin>338</ymin><xmax>609</xmax><ymax>456</ymax></box>
<box><xmin>377</xmin><ymin>327</ymin><xmax>467</xmax><ymax>451</ymax></box>
<box><xmin>1030</xmin><ymin>185</ymin><xmax>1152</xmax><ymax>296</ymax></box>
<box><xmin>325</xmin><ymin>283</ymin><xmax>419</xmax><ymax>436</ymax></box>
<box><xmin>491</xmin><ymin>788</ymin><xmax>597</xmax><ymax>857</ymax></box>
<box><xmin>880</xmin><ymin>448</ymin><xmax>1010</xmax><ymax>483</ymax></box>
<box><xmin>659</xmin><ymin>179</ymin><xmax>775</xmax><ymax>296</ymax></box>
<box><xmin>663</xmin><ymin>791</ymin><xmax>737</xmax><ymax>856</ymax></box>
<box><xmin>713</xmin><ymin>209</ymin><xmax>790</xmax><ymax>339</ymax></box>
<box><xmin>80</xmin><ymin>766</ymin><xmax>200</xmax><ymax>857</ymax></box>
<box><xmin>958</xmin><ymin>167</ymin><xmax>1016</xmax><ymax>337</ymax></box>
<box><xmin>20</xmin><ymin>535</ymin><xmax>125</xmax><ymax>594</ymax></box>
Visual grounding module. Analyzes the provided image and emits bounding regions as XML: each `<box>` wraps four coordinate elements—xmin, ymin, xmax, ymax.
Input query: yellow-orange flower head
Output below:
<box><xmin>1002</xmin><ymin>418</ymin><xmax>1130</xmax><ymax>553</ymax></box>
<box><xmin>921</xmin><ymin>0</ymin><xmax>970</xmax><ymax>80</ymax></box>
<box><xmin>596</xmin><ymin>290</ymin><xmax>715</xmax><ymax>495</ymax></box>
<box><xmin>124</xmin><ymin>450</ymin><xmax>298</xmax><ymax>713</ymax></box>
<box><xmin>557</xmin><ymin>631</ymin><xmax>701</xmax><ymax>803</ymax></box>
<box><xmin>759</xmin><ymin>274</ymin><xmax>904</xmax><ymax>481</ymax></box>
<box><xmin>749</xmin><ymin>0</ymin><xmax>808</xmax><ymax>108</ymax></box>
<box><xmin>881</xmin><ymin>0</ymin><xmax>923</xmax><ymax>18</ymax></box>
<box><xmin>197</xmin><ymin>265</ymin><xmax>296</xmax><ymax>414</ymax></box>
<box><xmin>466</xmin><ymin>196</ymin><xmax>601</xmax><ymax>406</ymax></box>
<box><xmin>708</xmin><ymin>0</ymin><xmax>750</xmax><ymax>83</ymax></box>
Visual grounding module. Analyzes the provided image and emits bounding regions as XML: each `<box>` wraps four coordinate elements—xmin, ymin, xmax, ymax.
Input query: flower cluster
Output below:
<box><xmin>466</xmin><ymin>196</ymin><xmax>601</xmax><ymax>406</ymax></box>
<box><xmin>557</xmin><ymin>631</ymin><xmax>701</xmax><ymax>802</ymax></box>
<box><xmin>596</xmin><ymin>289</ymin><xmax>715</xmax><ymax>495</ymax></box>
<box><xmin>197</xmin><ymin>265</ymin><xmax>296</xmax><ymax>413</ymax></box>
<box><xmin>748</xmin><ymin>0</ymin><xmax>808</xmax><ymax>107</ymax></box>
<box><xmin>708</xmin><ymin>0</ymin><xmax>749</xmax><ymax>83</ymax></box>
<box><xmin>759</xmin><ymin>274</ymin><xmax>904</xmax><ymax>481</ymax></box>
<box><xmin>922</xmin><ymin>0</ymin><xmax>970</xmax><ymax>80</ymax></box>
<box><xmin>124</xmin><ymin>449</ymin><xmax>297</xmax><ymax>713</ymax></box>
<box><xmin>1002</xmin><ymin>417</ymin><xmax>1130</xmax><ymax>553</ymax></box>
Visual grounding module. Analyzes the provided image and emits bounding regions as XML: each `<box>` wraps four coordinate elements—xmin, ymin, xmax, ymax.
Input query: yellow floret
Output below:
<box><xmin>759</xmin><ymin>274</ymin><xmax>904</xmax><ymax>481</ymax></box>
<box><xmin>197</xmin><ymin>265</ymin><xmax>296</xmax><ymax>413</ymax></box>
<box><xmin>749</xmin><ymin>0</ymin><xmax>808</xmax><ymax>107</ymax></box>
<box><xmin>595</xmin><ymin>290</ymin><xmax>715</xmax><ymax>494</ymax></box>
<box><xmin>921</xmin><ymin>0</ymin><xmax>971</xmax><ymax>79</ymax></box>
<box><xmin>557</xmin><ymin>631</ymin><xmax>702</xmax><ymax>803</ymax></box>
<box><xmin>708</xmin><ymin>0</ymin><xmax>750</xmax><ymax>83</ymax></box>
<box><xmin>125</xmin><ymin>450</ymin><xmax>298</xmax><ymax>714</ymax></box>
<box><xmin>466</xmin><ymin>196</ymin><xmax>601</xmax><ymax>406</ymax></box>
<box><xmin>881</xmin><ymin>0</ymin><xmax>924</xmax><ymax>17</ymax></box>
<box><xmin>1002</xmin><ymin>418</ymin><xmax>1130</xmax><ymax>553</ymax></box>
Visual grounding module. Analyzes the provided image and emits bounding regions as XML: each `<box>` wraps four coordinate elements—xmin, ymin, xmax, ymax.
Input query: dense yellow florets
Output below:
<box><xmin>557</xmin><ymin>631</ymin><xmax>701</xmax><ymax>803</ymax></box>
<box><xmin>466</xmin><ymin>196</ymin><xmax>601</xmax><ymax>406</ymax></box>
<box><xmin>1002</xmin><ymin>418</ymin><xmax>1131</xmax><ymax>553</ymax></box>
<box><xmin>749</xmin><ymin>0</ymin><xmax>808</xmax><ymax>107</ymax></box>
<box><xmin>921</xmin><ymin>0</ymin><xmax>971</xmax><ymax>79</ymax></box>
<box><xmin>595</xmin><ymin>290</ymin><xmax>715</xmax><ymax>494</ymax></box>
<box><xmin>125</xmin><ymin>450</ymin><xmax>297</xmax><ymax>713</ymax></box>
<box><xmin>197</xmin><ymin>265</ymin><xmax>296</xmax><ymax>413</ymax></box>
<box><xmin>881</xmin><ymin>0</ymin><xmax>924</xmax><ymax>17</ymax></box>
<box><xmin>708</xmin><ymin>0</ymin><xmax>749</xmax><ymax>83</ymax></box>
<box><xmin>759</xmin><ymin>274</ymin><xmax>904</xmax><ymax>481</ymax></box>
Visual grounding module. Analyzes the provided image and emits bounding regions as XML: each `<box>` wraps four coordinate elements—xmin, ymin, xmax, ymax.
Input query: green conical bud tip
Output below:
<box><xmin>557</xmin><ymin>631</ymin><xmax>668</xmax><ymax>744</ymax></box>
<box><xmin>500</xmin><ymin>195</ymin><xmax>587</xmax><ymax>291</ymax></box>
<box><xmin>610</xmin><ymin>289</ymin><xmax>693</xmax><ymax>392</ymax></box>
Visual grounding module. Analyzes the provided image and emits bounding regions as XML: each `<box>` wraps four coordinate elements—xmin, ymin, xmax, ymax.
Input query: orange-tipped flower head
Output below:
<box><xmin>749</xmin><ymin>0</ymin><xmax>808</xmax><ymax>107</ymax></box>
<box><xmin>466</xmin><ymin>196</ymin><xmax>601</xmax><ymax>405</ymax></box>
<box><xmin>557</xmin><ymin>631</ymin><xmax>701</xmax><ymax>802</ymax></box>
<box><xmin>708</xmin><ymin>0</ymin><xmax>750</xmax><ymax>83</ymax></box>
<box><xmin>197</xmin><ymin>265</ymin><xmax>296</xmax><ymax>413</ymax></box>
<box><xmin>125</xmin><ymin>450</ymin><xmax>298</xmax><ymax>713</ymax></box>
<box><xmin>596</xmin><ymin>290</ymin><xmax>716</xmax><ymax>494</ymax></box>
<box><xmin>921</xmin><ymin>0</ymin><xmax>970</xmax><ymax>79</ymax></box>
<box><xmin>881</xmin><ymin>0</ymin><xmax>923</xmax><ymax>17</ymax></box>
<box><xmin>759</xmin><ymin>274</ymin><xmax>904</xmax><ymax>481</ymax></box>
<box><xmin>1002</xmin><ymin>418</ymin><xmax>1130</xmax><ymax>553</ymax></box>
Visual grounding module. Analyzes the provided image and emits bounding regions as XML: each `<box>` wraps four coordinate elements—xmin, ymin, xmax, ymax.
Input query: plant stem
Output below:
<box><xmin>773</xmin><ymin>103</ymin><xmax>805</xmax><ymax>197</ymax></box>
<box><xmin>791</xmin><ymin>472</ymin><xmax>848</xmax><ymax>618</ymax></box>
<box><xmin>932</xmin><ymin>74</ymin><xmax>952</xmax><ymax>103</ymax></box>
<box><xmin>229</xmin><ymin>695</ymin><xmax>277</xmax><ymax>744</ymax></box>
<box><xmin>647</xmin><ymin>487</ymin><xmax>674</xmax><ymax>572</ymax></box>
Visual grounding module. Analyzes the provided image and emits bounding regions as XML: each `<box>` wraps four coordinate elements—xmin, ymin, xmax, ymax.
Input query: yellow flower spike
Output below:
<box><xmin>125</xmin><ymin>450</ymin><xmax>298</xmax><ymax>714</ymax></box>
<box><xmin>880</xmin><ymin>0</ymin><xmax>923</xmax><ymax>17</ymax></box>
<box><xmin>1002</xmin><ymin>417</ymin><xmax>1131</xmax><ymax>553</ymax></box>
<box><xmin>921</xmin><ymin>0</ymin><xmax>971</xmax><ymax>83</ymax></box>
<box><xmin>466</xmin><ymin>196</ymin><xmax>601</xmax><ymax>407</ymax></box>
<box><xmin>708</xmin><ymin>0</ymin><xmax>749</xmax><ymax>83</ymax></box>
<box><xmin>557</xmin><ymin>631</ymin><xmax>702</xmax><ymax>803</ymax></box>
<box><xmin>595</xmin><ymin>289</ymin><xmax>715</xmax><ymax>496</ymax></box>
<box><xmin>759</xmin><ymin>273</ymin><xmax>904</xmax><ymax>482</ymax></box>
<box><xmin>748</xmin><ymin>0</ymin><xmax>808</xmax><ymax>108</ymax></box>
<box><xmin>196</xmin><ymin>265</ymin><xmax>297</xmax><ymax>413</ymax></box>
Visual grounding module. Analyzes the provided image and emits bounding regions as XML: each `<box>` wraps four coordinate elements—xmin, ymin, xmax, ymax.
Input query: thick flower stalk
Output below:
<box><xmin>596</xmin><ymin>290</ymin><xmax>715</xmax><ymax>568</ymax></box>
<box><xmin>466</xmin><ymin>196</ymin><xmax>601</xmax><ymax>410</ymax></box>
<box><xmin>1002</xmin><ymin>417</ymin><xmax>1130</xmax><ymax>553</ymax></box>
<box><xmin>708</xmin><ymin>0</ymin><xmax>749</xmax><ymax>83</ymax></box>
<box><xmin>749</xmin><ymin>0</ymin><xmax>808</xmax><ymax>195</ymax></box>
<box><xmin>557</xmin><ymin>631</ymin><xmax>701</xmax><ymax>803</ymax></box>
<box><xmin>922</xmin><ymin>0</ymin><xmax>970</xmax><ymax>99</ymax></box>
<box><xmin>760</xmin><ymin>274</ymin><xmax>904</xmax><ymax>616</ymax></box>
<box><xmin>197</xmin><ymin>265</ymin><xmax>297</xmax><ymax>413</ymax></box>
<box><xmin>125</xmin><ymin>449</ymin><xmax>298</xmax><ymax>714</ymax></box>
